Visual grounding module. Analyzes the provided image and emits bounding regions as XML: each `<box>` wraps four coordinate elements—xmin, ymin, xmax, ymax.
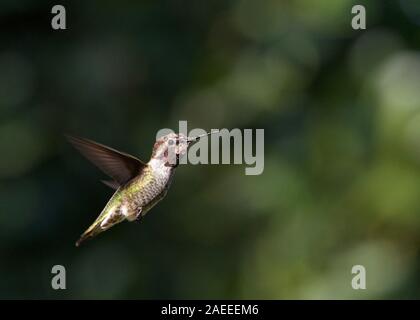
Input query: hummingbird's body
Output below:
<box><xmin>67</xmin><ymin>131</ymin><xmax>215</xmax><ymax>246</ymax></box>
<box><xmin>77</xmin><ymin>161</ymin><xmax>175</xmax><ymax>246</ymax></box>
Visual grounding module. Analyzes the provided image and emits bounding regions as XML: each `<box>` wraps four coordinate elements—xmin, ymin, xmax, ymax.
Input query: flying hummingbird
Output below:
<box><xmin>67</xmin><ymin>130</ymin><xmax>218</xmax><ymax>247</ymax></box>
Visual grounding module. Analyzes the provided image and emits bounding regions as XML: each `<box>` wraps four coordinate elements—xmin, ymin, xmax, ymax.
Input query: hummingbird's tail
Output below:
<box><xmin>75</xmin><ymin>210</ymin><xmax>125</xmax><ymax>247</ymax></box>
<box><xmin>75</xmin><ymin>230</ymin><xmax>96</xmax><ymax>247</ymax></box>
<box><xmin>75</xmin><ymin>223</ymin><xmax>103</xmax><ymax>247</ymax></box>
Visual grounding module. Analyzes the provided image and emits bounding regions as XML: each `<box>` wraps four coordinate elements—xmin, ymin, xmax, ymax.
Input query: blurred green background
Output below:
<box><xmin>1</xmin><ymin>0</ymin><xmax>420</xmax><ymax>299</ymax></box>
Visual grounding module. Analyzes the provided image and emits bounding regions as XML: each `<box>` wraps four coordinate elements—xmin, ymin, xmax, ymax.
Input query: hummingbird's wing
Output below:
<box><xmin>101</xmin><ymin>179</ymin><xmax>120</xmax><ymax>190</ymax></box>
<box><xmin>66</xmin><ymin>135</ymin><xmax>146</xmax><ymax>185</ymax></box>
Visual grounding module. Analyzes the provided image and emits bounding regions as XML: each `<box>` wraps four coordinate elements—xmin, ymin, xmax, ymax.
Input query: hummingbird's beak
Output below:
<box><xmin>187</xmin><ymin>130</ymin><xmax>219</xmax><ymax>145</ymax></box>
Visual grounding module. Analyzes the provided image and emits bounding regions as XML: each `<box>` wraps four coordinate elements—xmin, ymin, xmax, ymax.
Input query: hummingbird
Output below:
<box><xmin>67</xmin><ymin>130</ymin><xmax>218</xmax><ymax>247</ymax></box>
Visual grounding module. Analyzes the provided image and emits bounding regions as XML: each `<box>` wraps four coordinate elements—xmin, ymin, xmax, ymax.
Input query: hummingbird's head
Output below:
<box><xmin>152</xmin><ymin>132</ymin><xmax>189</xmax><ymax>167</ymax></box>
<box><xmin>152</xmin><ymin>130</ymin><xmax>219</xmax><ymax>167</ymax></box>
